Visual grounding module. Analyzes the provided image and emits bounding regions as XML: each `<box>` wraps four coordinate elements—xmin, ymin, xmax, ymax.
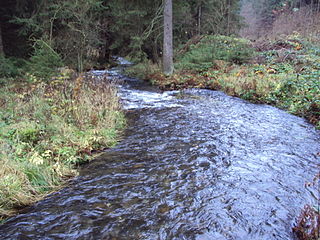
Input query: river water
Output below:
<box><xmin>0</xmin><ymin>65</ymin><xmax>319</xmax><ymax>240</ymax></box>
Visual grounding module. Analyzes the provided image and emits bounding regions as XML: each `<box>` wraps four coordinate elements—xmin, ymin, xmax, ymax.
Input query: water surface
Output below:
<box><xmin>0</xmin><ymin>69</ymin><xmax>319</xmax><ymax>240</ymax></box>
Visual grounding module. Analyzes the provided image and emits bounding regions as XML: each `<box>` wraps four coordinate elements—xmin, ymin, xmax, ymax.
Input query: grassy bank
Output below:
<box><xmin>0</xmin><ymin>73</ymin><xmax>125</xmax><ymax>220</ymax></box>
<box><xmin>127</xmin><ymin>34</ymin><xmax>319</xmax><ymax>129</ymax></box>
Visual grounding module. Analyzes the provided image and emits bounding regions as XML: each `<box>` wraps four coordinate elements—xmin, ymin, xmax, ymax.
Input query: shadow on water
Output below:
<box><xmin>0</xmin><ymin>64</ymin><xmax>319</xmax><ymax>240</ymax></box>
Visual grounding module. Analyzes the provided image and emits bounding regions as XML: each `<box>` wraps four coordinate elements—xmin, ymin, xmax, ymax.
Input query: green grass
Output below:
<box><xmin>0</xmin><ymin>73</ymin><xmax>125</xmax><ymax>220</ymax></box>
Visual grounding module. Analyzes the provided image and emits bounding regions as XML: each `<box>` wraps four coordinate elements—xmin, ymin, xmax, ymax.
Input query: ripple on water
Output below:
<box><xmin>0</xmin><ymin>72</ymin><xmax>319</xmax><ymax>240</ymax></box>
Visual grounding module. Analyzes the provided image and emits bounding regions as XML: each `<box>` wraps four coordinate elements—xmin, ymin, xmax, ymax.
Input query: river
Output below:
<box><xmin>0</xmin><ymin>63</ymin><xmax>319</xmax><ymax>239</ymax></box>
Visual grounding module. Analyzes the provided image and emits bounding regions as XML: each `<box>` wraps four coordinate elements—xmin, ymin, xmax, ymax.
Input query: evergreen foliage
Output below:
<box><xmin>0</xmin><ymin>0</ymin><xmax>243</xmax><ymax>66</ymax></box>
<box><xmin>28</xmin><ymin>40</ymin><xmax>63</xmax><ymax>80</ymax></box>
<box><xmin>12</xmin><ymin>0</ymin><xmax>107</xmax><ymax>71</ymax></box>
<box><xmin>0</xmin><ymin>56</ymin><xmax>22</xmax><ymax>79</ymax></box>
<box><xmin>176</xmin><ymin>35</ymin><xmax>254</xmax><ymax>71</ymax></box>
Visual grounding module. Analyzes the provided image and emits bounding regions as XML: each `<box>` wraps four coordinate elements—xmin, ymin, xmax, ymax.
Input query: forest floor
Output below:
<box><xmin>0</xmin><ymin>72</ymin><xmax>125</xmax><ymax>221</ymax></box>
<box><xmin>126</xmin><ymin>34</ymin><xmax>320</xmax><ymax>130</ymax></box>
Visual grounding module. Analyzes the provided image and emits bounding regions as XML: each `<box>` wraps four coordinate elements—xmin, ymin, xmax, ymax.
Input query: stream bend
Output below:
<box><xmin>0</xmin><ymin>69</ymin><xmax>319</xmax><ymax>240</ymax></box>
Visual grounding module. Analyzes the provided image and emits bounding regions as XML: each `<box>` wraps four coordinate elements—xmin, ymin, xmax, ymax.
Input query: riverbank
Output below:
<box><xmin>126</xmin><ymin>34</ymin><xmax>320</xmax><ymax>129</ymax></box>
<box><xmin>0</xmin><ymin>68</ymin><xmax>319</xmax><ymax>239</ymax></box>
<box><xmin>125</xmin><ymin>34</ymin><xmax>320</xmax><ymax>239</ymax></box>
<box><xmin>0</xmin><ymin>72</ymin><xmax>125</xmax><ymax>221</ymax></box>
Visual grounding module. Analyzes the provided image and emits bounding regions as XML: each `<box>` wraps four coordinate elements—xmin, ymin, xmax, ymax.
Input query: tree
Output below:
<box><xmin>13</xmin><ymin>0</ymin><xmax>107</xmax><ymax>71</ymax></box>
<box><xmin>0</xmin><ymin>0</ymin><xmax>244</xmax><ymax>67</ymax></box>
<box><xmin>163</xmin><ymin>0</ymin><xmax>173</xmax><ymax>75</ymax></box>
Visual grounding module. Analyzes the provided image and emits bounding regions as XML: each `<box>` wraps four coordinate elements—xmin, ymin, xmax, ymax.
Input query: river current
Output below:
<box><xmin>0</xmin><ymin>64</ymin><xmax>319</xmax><ymax>240</ymax></box>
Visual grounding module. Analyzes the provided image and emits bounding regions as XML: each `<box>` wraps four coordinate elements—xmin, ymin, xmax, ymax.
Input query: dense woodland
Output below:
<box><xmin>0</xmin><ymin>0</ymin><xmax>319</xmax><ymax>239</ymax></box>
<box><xmin>0</xmin><ymin>0</ymin><xmax>317</xmax><ymax>69</ymax></box>
<box><xmin>0</xmin><ymin>0</ymin><xmax>243</xmax><ymax>71</ymax></box>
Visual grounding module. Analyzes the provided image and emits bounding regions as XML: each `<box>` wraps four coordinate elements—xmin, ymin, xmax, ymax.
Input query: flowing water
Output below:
<box><xmin>0</xmin><ymin>63</ymin><xmax>319</xmax><ymax>240</ymax></box>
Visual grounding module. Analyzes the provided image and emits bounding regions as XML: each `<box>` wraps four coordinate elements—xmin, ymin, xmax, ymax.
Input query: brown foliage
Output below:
<box><xmin>293</xmin><ymin>172</ymin><xmax>320</xmax><ymax>240</ymax></box>
<box><xmin>307</xmin><ymin>103</ymin><xmax>320</xmax><ymax>126</ymax></box>
<box><xmin>241</xmin><ymin>5</ymin><xmax>320</xmax><ymax>41</ymax></box>
<box><xmin>293</xmin><ymin>205</ymin><xmax>320</xmax><ymax>240</ymax></box>
<box><xmin>271</xmin><ymin>7</ymin><xmax>320</xmax><ymax>39</ymax></box>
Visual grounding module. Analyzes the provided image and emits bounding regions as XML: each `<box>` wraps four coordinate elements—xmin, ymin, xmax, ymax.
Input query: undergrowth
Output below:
<box><xmin>292</xmin><ymin>172</ymin><xmax>320</xmax><ymax>240</ymax></box>
<box><xmin>128</xmin><ymin>34</ymin><xmax>319</xmax><ymax>128</ymax></box>
<box><xmin>0</xmin><ymin>73</ymin><xmax>125</xmax><ymax>220</ymax></box>
<box><xmin>175</xmin><ymin>35</ymin><xmax>255</xmax><ymax>71</ymax></box>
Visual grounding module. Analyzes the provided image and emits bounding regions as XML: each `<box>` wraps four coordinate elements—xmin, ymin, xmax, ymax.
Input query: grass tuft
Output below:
<box><xmin>0</xmin><ymin>72</ymin><xmax>125</xmax><ymax>220</ymax></box>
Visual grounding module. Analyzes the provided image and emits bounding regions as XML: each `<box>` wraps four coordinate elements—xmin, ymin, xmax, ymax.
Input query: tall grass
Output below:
<box><xmin>0</xmin><ymin>73</ymin><xmax>125</xmax><ymax>220</ymax></box>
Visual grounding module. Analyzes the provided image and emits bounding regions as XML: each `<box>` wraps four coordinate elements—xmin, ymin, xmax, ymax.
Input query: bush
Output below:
<box><xmin>0</xmin><ymin>56</ymin><xmax>22</xmax><ymax>78</ymax></box>
<box><xmin>176</xmin><ymin>35</ymin><xmax>255</xmax><ymax>72</ymax></box>
<box><xmin>124</xmin><ymin>60</ymin><xmax>160</xmax><ymax>80</ymax></box>
<box><xmin>28</xmin><ymin>40</ymin><xmax>63</xmax><ymax>80</ymax></box>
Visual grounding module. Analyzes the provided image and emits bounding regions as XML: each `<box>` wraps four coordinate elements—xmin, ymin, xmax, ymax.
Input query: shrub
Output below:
<box><xmin>124</xmin><ymin>60</ymin><xmax>160</xmax><ymax>80</ymax></box>
<box><xmin>176</xmin><ymin>35</ymin><xmax>255</xmax><ymax>72</ymax></box>
<box><xmin>28</xmin><ymin>39</ymin><xmax>63</xmax><ymax>80</ymax></box>
<box><xmin>0</xmin><ymin>56</ymin><xmax>22</xmax><ymax>79</ymax></box>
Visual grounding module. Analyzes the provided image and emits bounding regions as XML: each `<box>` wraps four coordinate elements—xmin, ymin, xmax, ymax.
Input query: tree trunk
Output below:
<box><xmin>198</xmin><ymin>5</ymin><xmax>202</xmax><ymax>35</ymax></box>
<box><xmin>0</xmin><ymin>24</ymin><xmax>4</xmax><ymax>56</ymax></box>
<box><xmin>163</xmin><ymin>0</ymin><xmax>173</xmax><ymax>75</ymax></box>
<box><xmin>227</xmin><ymin>0</ymin><xmax>230</xmax><ymax>35</ymax></box>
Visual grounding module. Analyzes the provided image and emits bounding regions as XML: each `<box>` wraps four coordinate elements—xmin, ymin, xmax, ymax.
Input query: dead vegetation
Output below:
<box><xmin>293</xmin><ymin>172</ymin><xmax>320</xmax><ymax>240</ymax></box>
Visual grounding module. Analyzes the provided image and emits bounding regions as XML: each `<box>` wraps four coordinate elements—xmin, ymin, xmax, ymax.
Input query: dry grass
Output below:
<box><xmin>0</xmin><ymin>74</ymin><xmax>125</xmax><ymax>220</ymax></box>
<box><xmin>241</xmin><ymin>5</ymin><xmax>320</xmax><ymax>43</ymax></box>
<box><xmin>271</xmin><ymin>7</ymin><xmax>320</xmax><ymax>41</ymax></box>
<box><xmin>293</xmin><ymin>172</ymin><xmax>320</xmax><ymax>240</ymax></box>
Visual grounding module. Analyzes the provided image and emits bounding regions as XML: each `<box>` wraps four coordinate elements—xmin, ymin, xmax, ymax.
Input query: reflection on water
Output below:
<box><xmin>0</xmin><ymin>67</ymin><xmax>319</xmax><ymax>240</ymax></box>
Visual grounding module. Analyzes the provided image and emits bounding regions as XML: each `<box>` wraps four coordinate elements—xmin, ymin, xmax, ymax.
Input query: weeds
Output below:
<box><xmin>0</xmin><ymin>73</ymin><xmax>125</xmax><ymax>220</ymax></box>
<box><xmin>124</xmin><ymin>60</ymin><xmax>160</xmax><ymax>80</ymax></box>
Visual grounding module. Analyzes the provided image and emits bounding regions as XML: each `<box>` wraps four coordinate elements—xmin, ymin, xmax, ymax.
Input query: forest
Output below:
<box><xmin>0</xmin><ymin>0</ymin><xmax>319</xmax><ymax>239</ymax></box>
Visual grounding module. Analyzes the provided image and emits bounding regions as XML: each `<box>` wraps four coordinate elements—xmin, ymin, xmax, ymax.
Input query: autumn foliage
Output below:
<box><xmin>293</xmin><ymin>172</ymin><xmax>320</xmax><ymax>240</ymax></box>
